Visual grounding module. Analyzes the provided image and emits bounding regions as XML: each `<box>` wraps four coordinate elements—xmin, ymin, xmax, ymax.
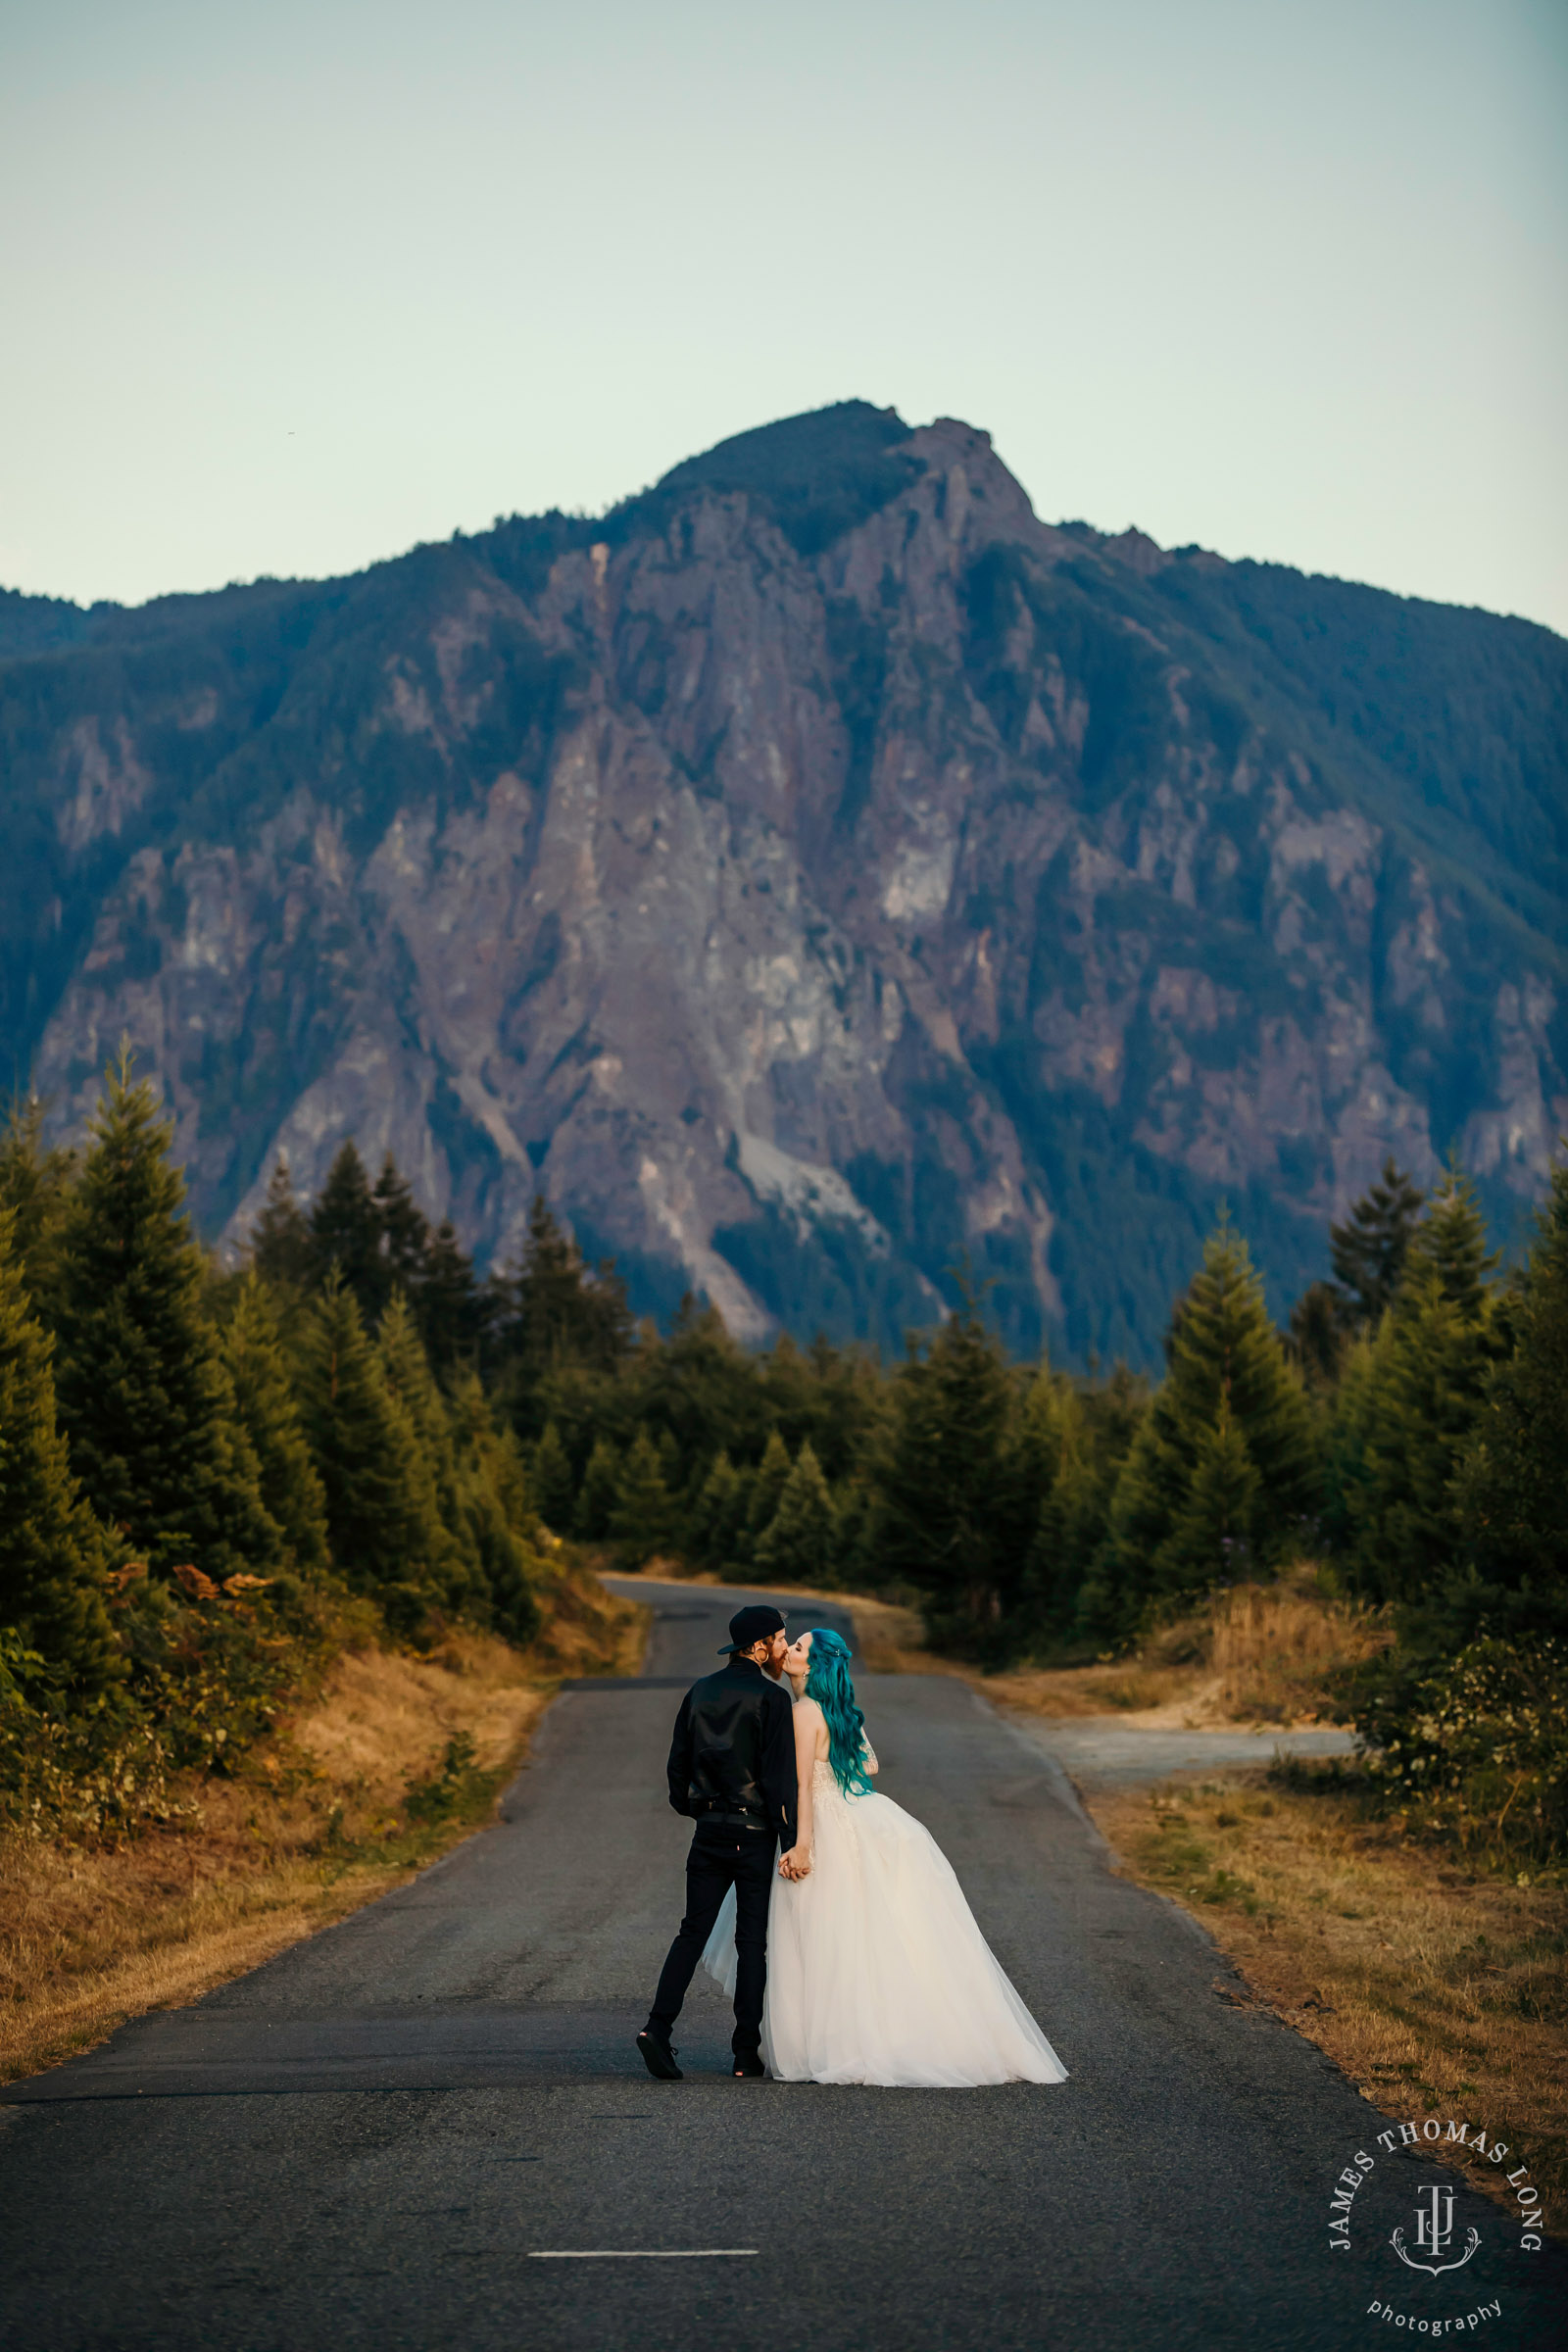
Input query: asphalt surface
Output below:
<box><xmin>1</xmin><ymin>1577</ymin><xmax>1561</xmax><ymax>2352</ymax></box>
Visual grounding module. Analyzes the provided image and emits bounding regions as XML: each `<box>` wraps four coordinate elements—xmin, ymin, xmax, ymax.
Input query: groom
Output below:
<box><xmin>638</xmin><ymin>1604</ymin><xmax>796</xmax><ymax>2082</ymax></box>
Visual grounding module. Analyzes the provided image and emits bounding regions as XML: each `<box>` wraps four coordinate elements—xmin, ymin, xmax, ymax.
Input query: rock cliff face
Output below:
<box><xmin>2</xmin><ymin>403</ymin><xmax>1564</xmax><ymax>1363</ymax></box>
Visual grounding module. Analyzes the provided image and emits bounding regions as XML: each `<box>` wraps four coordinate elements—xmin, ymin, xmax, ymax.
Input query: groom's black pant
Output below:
<box><xmin>648</xmin><ymin>1819</ymin><xmax>774</xmax><ymax>2060</ymax></box>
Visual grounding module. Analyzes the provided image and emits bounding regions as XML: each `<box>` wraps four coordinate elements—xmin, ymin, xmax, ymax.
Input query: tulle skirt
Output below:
<box><xmin>702</xmin><ymin>1764</ymin><xmax>1067</xmax><ymax>2088</ymax></box>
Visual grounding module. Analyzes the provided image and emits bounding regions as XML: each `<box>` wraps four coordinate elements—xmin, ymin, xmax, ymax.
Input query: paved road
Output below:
<box><xmin>1</xmin><ymin>1578</ymin><xmax>1560</xmax><ymax>2352</ymax></box>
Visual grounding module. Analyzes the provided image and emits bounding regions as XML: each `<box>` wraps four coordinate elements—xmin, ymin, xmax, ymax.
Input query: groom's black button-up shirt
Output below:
<box><xmin>666</xmin><ymin>1658</ymin><xmax>795</xmax><ymax>1844</ymax></box>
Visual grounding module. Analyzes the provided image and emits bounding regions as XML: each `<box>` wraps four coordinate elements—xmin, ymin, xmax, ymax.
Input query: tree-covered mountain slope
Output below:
<box><xmin>2</xmin><ymin>401</ymin><xmax>1562</xmax><ymax>1365</ymax></box>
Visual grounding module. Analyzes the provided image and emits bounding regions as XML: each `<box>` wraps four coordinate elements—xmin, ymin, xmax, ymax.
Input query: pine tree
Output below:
<box><xmin>445</xmin><ymin>1372</ymin><xmax>542</xmax><ymax>1643</ymax></box>
<box><xmin>1014</xmin><ymin>1370</ymin><xmax>1107</xmax><ymax>1636</ymax></box>
<box><xmin>1287</xmin><ymin>1280</ymin><xmax>1349</xmax><ymax>1391</ymax></box>
<box><xmin>1450</xmin><ymin>1161</ymin><xmax>1568</xmax><ymax>1642</ymax></box>
<box><xmin>755</xmin><ymin>1441</ymin><xmax>839</xmax><ymax>1586</ymax></box>
<box><xmin>529</xmin><ymin>1421</ymin><xmax>576</xmax><ymax>1534</ymax></box>
<box><xmin>1160</xmin><ymin>1395</ymin><xmax>1261</xmax><ymax>1588</ymax></box>
<box><xmin>746</xmin><ymin>1430</ymin><xmax>793</xmax><ymax>1553</ymax></box>
<box><xmin>249</xmin><ymin>1158</ymin><xmax>314</xmax><ymax>1293</ymax></box>
<box><xmin>1331</xmin><ymin>1157</ymin><xmax>1428</xmax><ymax>1325</ymax></box>
<box><xmin>1335</xmin><ymin>1268</ymin><xmax>1495</xmax><ymax>1606</ymax></box>
<box><xmin>572</xmin><ymin>1436</ymin><xmax>622</xmax><ymax>1542</ymax></box>
<box><xmin>308</xmin><ymin>1142</ymin><xmax>387</xmax><ymax>1325</ymax></box>
<box><xmin>0</xmin><ymin>1092</ymin><xmax>76</xmax><ymax>1317</ymax></box>
<box><xmin>868</xmin><ymin>1302</ymin><xmax>1021</xmax><ymax>1644</ymax></box>
<box><xmin>416</xmin><ymin>1219</ymin><xmax>483</xmax><ymax>1373</ymax></box>
<box><xmin>1096</xmin><ymin>1223</ymin><xmax>1317</xmax><ymax>1629</ymax></box>
<box><xmin>610</xmin><ymin>1429</ymin><xmax>675</xmax><ymax>1567</ymax></box>
<box><xmin>219</xmin><ymin>1271</ymin><xmax>330</xmax><ymax>1575</ymax></box>
<box><xmin>1403</xmin><ymin>1165</ymin><xmax>1497</xmax><ymax>1321</ymax></box>
<box><xmin>1330</xmin><ymin>1172</ymin><xmax>1500</xmax><ymax>1608</ymax></box>
<box><xmin>376</xmin><ymin>1293</ymin><xmax>469</xmax><ymax>1608</ymax></box>
<box><xmin>493</xmin><ymin>1197</ymin><xmax>633</xmax><ymax>1399</ymax></box>
<box><xmin>52</xmin><ymin>1053</ymin><xmax>282</xmax><ymax>1583</ymax></box>
<box><xmin>297</xmin><ymin>1273</ymin><xmax>448</xmax><ymax>1623</ymax></box>
<box><xmin>0</xmin><ymin>1211</ymin><xmax>117</xmax><ymax>1690</ymax></box>
<box><xmin>688</xmin><ymin>1450</ymin><xmax>751</xmax><ymax>1570</ymax></box>
<box><xmin>372</xmin><ymin>1156</ymin><xmax>430</xmax><ymax>1295</ymax></box>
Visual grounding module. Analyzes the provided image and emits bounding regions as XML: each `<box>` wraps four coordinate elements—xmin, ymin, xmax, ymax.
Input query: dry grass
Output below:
<box><xmin>0</xmin><ymin>1567</ymin><xmax>643</xmax><ymax>2085</ymax></box>
<box><xmin>987</xmin><ymin>1570</ymin><xmax>1389</xmax><ymax>1728</ymax></box>
<box><xmin>607</xmin><ymin>1563</ymin><xmax>1383</xmax><ymax>1727</ymax></box>
<box><xmin>1087</xmin><ymin>1769</ymin><xmax>1568</xmax><ymax>2214</ymax></box>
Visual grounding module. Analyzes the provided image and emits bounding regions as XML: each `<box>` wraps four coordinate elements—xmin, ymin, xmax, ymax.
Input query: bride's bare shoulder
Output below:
<box><xmin>792</xmin><ymin>1692</ymin><xmax>824</xmax><ymax>1722</ymax></box>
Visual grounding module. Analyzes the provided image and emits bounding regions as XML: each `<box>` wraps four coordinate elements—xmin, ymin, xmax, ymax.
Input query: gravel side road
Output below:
<box><xmin>1006</xmin><ymin>1717</ymin><xmax>1357</xmax><ymax>1788</ymax></box>
<box><xmin>0</xmin><ymin>1578</ymin><xmax>1559</xmax><ymax>2352</ymax></box>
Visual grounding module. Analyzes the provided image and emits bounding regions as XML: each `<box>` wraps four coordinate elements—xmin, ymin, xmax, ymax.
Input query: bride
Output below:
<box><xmin>703</xmin><ymin>1627</ymin><xmax>1067</xmax><ymax>2088</ymax></box>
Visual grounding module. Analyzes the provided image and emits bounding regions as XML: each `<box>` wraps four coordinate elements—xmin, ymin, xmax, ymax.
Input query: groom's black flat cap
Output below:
<box><xmin>720</xmin><ymin>1603</ymin><xmax>786</xmax><ymax>1654</ymax></box>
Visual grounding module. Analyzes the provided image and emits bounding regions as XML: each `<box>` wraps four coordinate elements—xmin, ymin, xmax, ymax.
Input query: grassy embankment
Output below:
<box><xmin>617</xmin><ymin>1558</ymin><xmax>1566</xmax><ymax>2216</ymax></box>
<box><xmin>0</xmin><ymin>1568</ymin><xmax>645</xmax><ymax>2085</ymax></box>
<box><xmin>998</xmin><ymin>1579</ymin><xmax>1565</xmax><ymax>2218</ymax></box>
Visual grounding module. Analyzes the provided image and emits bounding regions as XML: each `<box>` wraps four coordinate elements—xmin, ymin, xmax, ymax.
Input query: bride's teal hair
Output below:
<box><xmin>805</xmin><ymin>1628</ymin><xmax>874</xmax><ymax>1796</ymax></box>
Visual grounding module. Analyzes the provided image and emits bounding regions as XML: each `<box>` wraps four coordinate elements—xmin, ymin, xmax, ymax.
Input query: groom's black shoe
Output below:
<box><xmin>637</xmin><ymin>2029</ymin><xmax>682</xmax><ymax>2081</ymax></box>
<box><xmin>732</xmin><ymin>2053</ymin><xmax>765</xmax><ymax>2079</ymax></box>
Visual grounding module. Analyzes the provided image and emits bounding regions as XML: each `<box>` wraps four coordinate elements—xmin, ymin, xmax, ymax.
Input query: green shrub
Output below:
<box><xmin>1347</xmin><ymin>1636</ymin><xmax>1568</xmax><ymax>1870</ymax></box>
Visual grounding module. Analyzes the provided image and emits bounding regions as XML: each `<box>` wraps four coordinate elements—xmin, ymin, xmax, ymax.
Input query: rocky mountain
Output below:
<box><xmin>2</xmin><ymin>402</ymin><xmax>1564</xmax><ymax>1365</ymax></box>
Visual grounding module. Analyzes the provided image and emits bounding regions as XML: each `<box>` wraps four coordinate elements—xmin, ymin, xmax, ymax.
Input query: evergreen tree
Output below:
<box><xmin>249</xmin><ymin>1158</ymin><xmax>314</xmax><ymax>1293</ymax></box>
<box><xmin>529</xmin><ymin>1420</ymin><xmax>576</xmax><ymax>1534</ymax></box>
<box><xmin>1404</xmin><ymin>1164</ymin><xmax>1497</xmax><ymax>1319</ymax></box>
<box><xmin>297</xmin><ymin>1274</ymin><xmax>448</xmax><ymax>1623</ymax></box>
<box><xmin>372</xmin><ymin>1156</ymin><xmax>430</xmax><ymax>1297</ymax></box>
<box><xmin>1287</xmin><ymin>1279</ymin><xmax>1349</xmax><ymax>1392</ymax></box>
<box><xmin>755</xmin><ymin>1441</ymin><xmax>839</xmax><ymax>1586</ymax></box>
<box><xmin>376</xmin><ymin>1294</ymin><xmax>470</xmax><ymax>1608</ymax></box>
<box><xmin>1160</xmin><ymin>1395</ymin><xmax>1261</xmax><ymax>1587</ymax></box>
<box><xmin>1330</xmin><ymin>1171</ymin><xmax>1500</xmax><ymax>1609</ymax></box>
<box><xmin>868</xmin><ymin>1302</ymin><xmax>1021</xmax><ymax>1645</ymax></box>
<box><xmin>1450</xmin><ymin>1161</ymin><xmax>1568</xmax><ymax>1642</ymax></box>
<box><xmin>492</xmin><ymin>1196</ymin><xmax>633</xmax><ymax>1411</ymax></box>
<box><xmin>416</xmin><ymin>1218</ymin><xmax>484</xmax><ymax>1373</ymax></box>
<box><xmin>219</xmin><ymin>1272</ymin><xmax>330</xmax><ymax>1575</ymax></box>
<box><xmin>832</xmin><ymin>1474</ymin><xmax>875</xmax><ymax>1590</ymax></box>
<box><xmin>1094</xmin><ymin>1223</ymin><xmax>1317</xmax><ymax>1630</ymax></box>
<box><xmin>0</xmin><ymin>1092</ymin><xmax>75</xmax><ymax>1317</ymax></box>
<box><xmin>688</xmin><ymin>1449</ymin><xmax>751</xmax><ymax>1569</ymax></box>
<box><xmin>0</xmin><ymin>1211</ymin><xmax>117</xmax><ymax>1690</ymax></box>
<box><xmin>572</xmin><ymin>1435</ymin><xmax>622</xmax><ymax>1542</ymax></box>
<box><xmin>610</xmin><ymin>1429</ymin><xmax>675</xmax><ymax>1567</ymax></box>
<box><xmin>746</xmin><ymin>1429</ymin><xmax>794</xmax><ymax>1553</ymax></box>
<box><xmin>52</xmin><ymin>1054</ymin><xmax>282</xmax><ymax>1583</ymax></box>
<box><xmin>656</xmin><ymin>1426</ymin><xmax>683</xmax><ymax>1495</ymax></box>
<box><xmin>445</xmin><ymin>1372</ymin><xmax>542</xmax><ymax>1643</ymax></box>
<box><xmin>1014</xmin><ymin>1370</ymin><xmax>1112</xmax><ymax>1638</ymax></box>
<box><xmin>1330</xmin><ymin>1157</ymin><xmax>1427</xmax><ymax>1325</ymax></box>
<box><xmin>308</xmin><ymin>1142</ymin><xmax>387</xmax><ymax>1324</ymax></box>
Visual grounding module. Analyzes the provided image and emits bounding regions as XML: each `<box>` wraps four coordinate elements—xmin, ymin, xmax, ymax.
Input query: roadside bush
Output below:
<box><xmin>1346</xmin><ymin>1635</ymin><xmax>1568</xmax><ymax>1871</ymax></box>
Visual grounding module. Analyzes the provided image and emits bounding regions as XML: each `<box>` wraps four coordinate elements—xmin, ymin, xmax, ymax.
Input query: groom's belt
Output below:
<box><xmin>687</xmin><ymin>1795</ymin><xmax>770</xmax><ymax>1831</ymax></box>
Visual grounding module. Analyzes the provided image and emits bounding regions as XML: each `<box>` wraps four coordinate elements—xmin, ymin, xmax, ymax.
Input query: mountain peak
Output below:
<box><xmin>3</xmin><ymin>410</ymin><xmax>1562</xmax><ymax>1366</ymax></box>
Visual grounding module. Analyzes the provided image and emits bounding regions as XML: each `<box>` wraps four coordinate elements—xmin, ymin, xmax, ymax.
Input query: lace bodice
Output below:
<box><xmin>811</xmin><ymin>1755</ymin><xmax>858</xmax><ymax>1805</ymax></box>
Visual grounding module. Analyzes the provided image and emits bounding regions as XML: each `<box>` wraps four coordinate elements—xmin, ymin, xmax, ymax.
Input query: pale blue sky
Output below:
<box><xmin>2</xmin><ymin>0</ymin><xmax>1564</xmax><ymax>628</ymax></box>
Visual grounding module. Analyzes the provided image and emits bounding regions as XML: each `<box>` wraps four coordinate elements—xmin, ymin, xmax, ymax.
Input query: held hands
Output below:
<box><xmin>779</xmin><ymin>1846</ymin><xmax>812</xmax><ymax>1881</ymax></box>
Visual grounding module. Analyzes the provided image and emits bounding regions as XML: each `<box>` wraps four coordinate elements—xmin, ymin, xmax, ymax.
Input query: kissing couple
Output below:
<box><xmin>637</xmin><ymin>1603</ymin><xmax>1068</xmax><ymax>2088</ymax></box>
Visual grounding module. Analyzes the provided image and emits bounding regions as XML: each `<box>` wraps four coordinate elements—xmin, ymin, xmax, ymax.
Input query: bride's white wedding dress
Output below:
<box><xmin>703</xmin><ymin>1756</ymin><xmax>1067</xmax><ymax>2088</ymax></box>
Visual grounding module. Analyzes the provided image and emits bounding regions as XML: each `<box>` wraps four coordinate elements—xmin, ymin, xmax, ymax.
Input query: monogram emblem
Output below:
<box><xmin>1390</xmin><ymin>2183</ymin><xmax>1481</xmax><ymax>2278</ymax></box>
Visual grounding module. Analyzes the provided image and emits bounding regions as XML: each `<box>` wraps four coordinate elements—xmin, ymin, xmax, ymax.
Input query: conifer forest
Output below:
<box><xmin>0</xmin><ymin>1051</ymin><xmax>1562</xmax><ymax>1868</ymax></box>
